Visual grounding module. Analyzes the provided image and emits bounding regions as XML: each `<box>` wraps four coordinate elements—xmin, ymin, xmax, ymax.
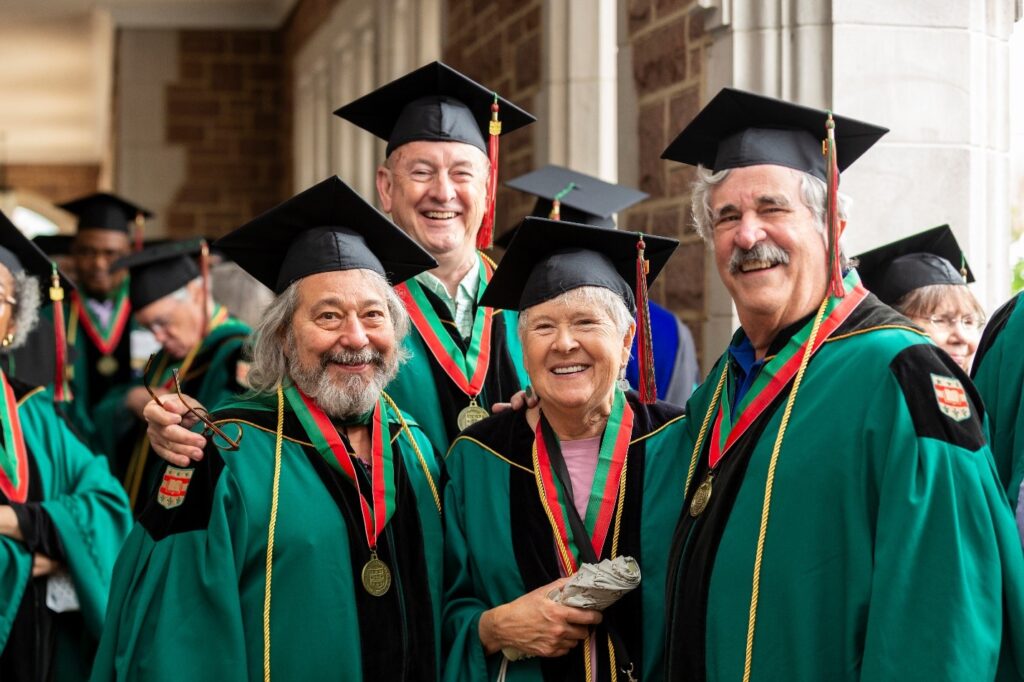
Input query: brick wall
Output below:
<box><xmin>163</xmin><ymin>30</ymin><xmax>285</xmax><ymax>239</ymax></box>
<box><xmin>4</xmin><ymin>164</ymin><xmax>101</xmax><ymax>204</ymax></box>
<box><xmin>622</xmin><ymin>0</ymin><xmax>709</xmax><ymax>362</ymax></box>
<box><xmin>443</xmin><ymin>0</ymin><xmax>542</xmax><ymax>241</ymax></box>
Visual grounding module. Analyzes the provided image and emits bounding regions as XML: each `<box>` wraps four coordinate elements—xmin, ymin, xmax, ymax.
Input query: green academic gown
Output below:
<box><xmin>91</xmin><ymin>309</ymin><xmax>250</xmax><ymax>511</ymax></box>
<box><xmin>443</xmin><ymin>392</ymin><xmax>687</xmax><ymax>681</ymax></box>
<box><xmin>972</xmin><ymin>292</ymin><xmax>1024</xmax><ymax>510</ymax></box>
<box><xmin>91</xmin><ymin>389</ymin><xmax>444</xmax><ymax>681</ymax></box>
<box><xmin>664</xmin><ymin>275</ymin><xmax>1024</xmax><ymax>681</ymax></box>
<box><xmin>386</xmin><ymin>253</ymin><xmax>528</xmax><ymax>456</ymax></box>
<box><xmin>0</xmin><ymin>376</ymin><xmax>133</xmax><ymax>681</ymax></box>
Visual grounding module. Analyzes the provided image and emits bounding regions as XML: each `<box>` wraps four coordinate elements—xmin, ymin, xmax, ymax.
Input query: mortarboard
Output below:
<box><xmin>334</xmin><ymin>61</ymin><xmax>536</xmax><ymax>249</ymax></box>
<box><xmin>32</xmin><ymin>234</ymin><xmax>74</xmax><ymax>258</ymax></box>
<box><xmin>333</xmin><ymin>61</ymin><xmax>535</xmax><ymax>156</ymax></box>
<box><xmin>497</xmin><ymin>165</ymin><xmax>649</xmax><ymax>247</ymax></box>
<box><xmin>111</xmin><ymin>240</ymin><xmax>203</xmax><ymax>310</ymax></box>
<box><xmin>660</xmin><ymin>88</ymin><xmax>888</xmax><ymax>181</ymax></box>
<box><xmin>855</xmin><ymin>225</ymin><xmax>974</xmax><ymax>306</ymax></box>
<box><xmin>58</xmin><ymin>193</ymin><xmax>152</xmax><ymax>234</ymax></box>
<box><xmin>215</xmin><ymin>176</ymin><xmax>437</xmax><ymax>294</ymax></box>
<box><xmin>481</xmin><ymin>217</ymin><xmax>677</xmax><ymax>403</ymax></box>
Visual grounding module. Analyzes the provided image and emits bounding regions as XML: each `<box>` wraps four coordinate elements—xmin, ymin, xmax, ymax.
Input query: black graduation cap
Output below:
<box><xmin>333</xmin><ymin>61</ymin><xmax>535</xmax><ymax>156</ymax></box>
<box><xmin>111</xmin><ymin>239</ymin><xmax>202</xmax><ymax>310</ymax></box>
<box><xmin>496</xmin><ymin>165</ymin><xmax>649</xmax><ymax>247</ymax></box>
<box><xmin>58</xmin><ymin>193</ymin><xmax>153</xmax><ymax>234</ymax></box>
<box><xmin>661</xmin><ymin>88</ymin><xmax>888</xmax><ymax>180</ymax></box>
<box><xmin>32</xmin><ymin>234</ymin><xmax>74</xmax><ymax>257</ymax></box>
<box><xmin>480</xmin><ymin>217</ymin><xmax>677</xmax><ymax>313</ymax></box>
<box><xmin>0</xmin><ymin>212</ymin><xmax>75</xmax><ymax>306</ymax></box>
<box><xmin>855</xmin><ymin>225</ymin><xmax>974</xmax><ymax>306</ymax></box>
<box><xmin>215</xmin><ymin>176</ymin><xmax>437</xmax><ymax>294</ymax></box>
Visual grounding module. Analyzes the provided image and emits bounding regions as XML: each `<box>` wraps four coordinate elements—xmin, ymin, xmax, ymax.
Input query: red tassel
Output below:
<box><xmin>635</xmin><ymin>235</ymin><xmax>656</xmax><ymax>404</ymax></box>
<box><xmin>823</xmin><ymin>113</ymin><xmax>844</xmax><ymax>298</ymax></box>
<box><xmin>133</xmin><ymin>211</ymin><xmax>145</xmax><ymax>252</ymax></box>
<box><xmin>477</xmin><ymin>95</ymin><xmax>501</xmax><ymax>250</ymax></box>
<box><xmin>199</xmin><ymin>240</ymin><xmax>210</xmax><ymax>338</ymax></box>
<box><xmin>49</xmin><ymin>264</ymin><xmax>71</xmax><ymax>402</ymax></box>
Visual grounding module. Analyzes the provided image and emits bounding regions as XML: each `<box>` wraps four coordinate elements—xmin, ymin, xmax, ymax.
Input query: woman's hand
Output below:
<box><xmin>0</xmin><ymin>505</ymin><xmax>21</xmax><ymax>541</ymax></box>
<box><xmin>31</xmin><ymin>553</ymin><xmax>61</xmax><ymax>577</ymax></box>
<box><xmin>144</xmin><ymin>395</ymin><xmax>208</xmax><ymax>467</ymax></box>
<box><xmin>491</xmin><ymin>388</ymin><xmax>540</xmax><ymax>414</ymax></box>
<box><xmin>478</xmin><ymin>578</ymin><xmax>603</xmax><ymax>658</ymax></box>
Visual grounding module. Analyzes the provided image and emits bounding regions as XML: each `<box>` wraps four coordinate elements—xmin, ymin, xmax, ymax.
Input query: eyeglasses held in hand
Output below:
<box><xmin>143</xmin><ymin>355</ymin><xmax>242</xmax><ymax>451</ymax></box>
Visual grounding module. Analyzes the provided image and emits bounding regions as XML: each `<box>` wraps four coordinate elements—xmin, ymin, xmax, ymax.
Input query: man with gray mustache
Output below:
<box><xmin>661</xmin><ymin>89</ymin><xmax>1024</xmax><ymax>680</ymax></box>
<box><xmin>92</xmin><ymin>177</ymin><xmax>448</xmax><ymax>680</ymax></box>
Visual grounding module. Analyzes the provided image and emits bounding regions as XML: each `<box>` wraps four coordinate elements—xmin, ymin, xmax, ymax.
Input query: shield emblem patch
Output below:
<box><xmin>158</xmin><ymin>465</ymin><xmax>194</xmax><ymax>509</ymax></box>
<box><xmin>931</xmin><ymin>374</ymin><xmax>970</xmax><ymax>422</ymax></box>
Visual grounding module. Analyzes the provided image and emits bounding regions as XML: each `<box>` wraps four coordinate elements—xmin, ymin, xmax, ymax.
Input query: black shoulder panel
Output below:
<box><xmin>889</xmin><ymin>343</ymin><xmax>986</xmax><ymax>451</ymax></box>
<box><xmin>137</xmin><ymin>443</ymin><xmax>226</xmax><ymax>541</ymax></box>
<box><xmin>971</xmin><ymin>293</ymin><xmax>1019</xmax><ymax>377</ymax></box>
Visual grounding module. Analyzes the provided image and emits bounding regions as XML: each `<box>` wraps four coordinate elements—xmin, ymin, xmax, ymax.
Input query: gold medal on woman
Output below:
<box><xmin>457</xmin><ymin>397</ymin><xmax>489</xmax><ymax>431</ymax></box>
<box><xmin>361</xmin><ymin>551</ymin><xmax>391</xmax><ymax>597</ymax></box>
<box><xmin>689</xmin><ymin>473</ymin><xmax>714</xmax><ymax>517</ymax></box>
<box><xmin>97</xmin><ymin>355</ymin><xmax>119</xmax><ymax>377</ymax></box>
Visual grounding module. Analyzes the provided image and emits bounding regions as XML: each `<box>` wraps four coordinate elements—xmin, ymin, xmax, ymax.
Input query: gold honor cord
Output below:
<box><xmin>263</xmin><ymin>384</ymin><xmax>285</xmax><ymax>682</ymax></box>
<box><xmin>382</xmin><ymin>392</ymin><xmax>441</xmax><ymax>514</ymax></box>
<box><xmin>742</xmin><ymin>296</ymin><xmax>829</xmax><ymax>682</ymax></box>
<box><xmin>683</xmin><ymin>364</ymin><xmax>729</xmax><ymax>496</ymax></box>
<box><xmin>607</xmin><ymin>454</ymin><xmax>630</xmax><ymax>682</ymax></box>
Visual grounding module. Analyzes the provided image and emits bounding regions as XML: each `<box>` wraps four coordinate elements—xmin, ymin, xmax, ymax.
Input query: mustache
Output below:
<box><xmin>319</xmin><ymin>347</ymin><xmax>385</xmax><ymax>369</ymax></box>
<box><xmin>728</xmin><ymin>242</ymin><xmax>790</xmax><ymax>274</ymax></box>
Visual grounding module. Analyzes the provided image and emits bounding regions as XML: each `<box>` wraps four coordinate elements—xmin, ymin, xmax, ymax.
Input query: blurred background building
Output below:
<box><xmin>1</xmin><ymin>0</ymin><xmax>1021</xmax><ymax>372</ymax></box>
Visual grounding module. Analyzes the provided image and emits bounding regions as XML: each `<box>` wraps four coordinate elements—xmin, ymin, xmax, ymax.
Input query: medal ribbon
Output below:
<box><xmin>284</xmin><ymin>386</ymin><xmax>396</xmax><ymax>551</ymax></box>
<box><xmin>0</xmin><ymin>371</ymin><xmax>29</xmax><ymax>503</ymax></box>
<box><xmin>708</xmin><ymin>274</ymin><xmax>867</xmax><ymax>470</ymax></box>
<box><xmin>394</xmin><ymin>255</ymin><xmax>494</xmax><ymax>399</ymax></box>
<box><xmin>70</xmin><ymin>280</ymin><xmax>132</xmax><ymax>356</ymax></box>
<box><xmin>533</xmin><ymin>389</ymin><xmax>634</xmax><ymax>573</ymax></box>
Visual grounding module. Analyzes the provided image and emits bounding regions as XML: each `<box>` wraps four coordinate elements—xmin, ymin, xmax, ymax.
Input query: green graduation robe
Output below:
<box><xmin>664</xmin><ymin>278</ymin><xmax>1024</xmax><ymax>681</ymax></box>
<box><xmin>91</xmin><ymin>309</ymin><xmax>250</xmax><ymax>511</ymax></box>
<box><xmin>386</xmin><ymin>253</ymin><xmax>528</xmax><ymax>456</ymax></box>
<box><xmin>972</xmin><ymin>292</ymin><xmax>1024</xmax><ymax>510</ymax></box>
<box><xmin>0</xmin><ymin>376</ymin><xmax>133</xmax><ymax>681</ymax></box>
<box><xmin>443</xmin><ymin>393</ymin><xmax>687</xmax><ymax>681</ymax></box>
<box><xmin>92</xmin><ymin>389</ymin><xmax>444</xmax><ymax>681</ymax></box>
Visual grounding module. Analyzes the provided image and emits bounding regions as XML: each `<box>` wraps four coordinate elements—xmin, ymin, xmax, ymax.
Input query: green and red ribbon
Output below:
<box><xmin>285</xmin><ymin>385</ymin><xmax>396</xmax><ymax>551</ymax></box>
<box><xmin>534</xmin><ymin>388</ymin><xmax>634</xmax><ymax>573</ymax></box>
<box><xmin>70</xmin><ymin>280</ymin><xmax>132</xmax><ymax>357</ymax></box>
<box><xmin>0</xmin><ymin>371</ymin><xmax>29</xmax><ymax>503</ymax></box>
<box><xmin>394</xmin><ymin>255</ymin><xmax>494</xmax><ymax>401</ymax></box>
<box><xmin>708</xmin><ymin>274</ymin><xmax>867</xmax><ymax>470</ymax></box>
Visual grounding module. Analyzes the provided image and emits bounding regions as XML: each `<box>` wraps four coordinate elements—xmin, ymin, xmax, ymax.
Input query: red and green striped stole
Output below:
<box><xmin>70</xmin><ymin>279</ymin><xmax>132</xmax><ymax>356</ymax></box>
<box><xmin>285</xmin><ymin>385</ymin><xmax>396</xmax><ymax>552</ymax></box>
<box><xmin>394</xmin><ymin>255</ymin><xmax>494</xmax><ymax>401</ymax></box>
<box><xmin>534</xmin><ymin>388</ymin><xmax>634</xmax><ymax>573</ymax></box>
<box><xmin>0</xmin><ymin>371</ymin><xmax>29</xmax><ymax>503</ymax></box>
<box><xmin>709</xmin><ymin>272</ymin><xmax>867</xmax><ymax>470</ymax></box>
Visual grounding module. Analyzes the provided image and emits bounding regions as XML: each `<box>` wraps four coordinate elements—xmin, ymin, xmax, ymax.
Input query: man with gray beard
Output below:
<box><xmin>92</xmin><ymin>177</ymin><xmax>448</xmax><ymax>681</ymax></box>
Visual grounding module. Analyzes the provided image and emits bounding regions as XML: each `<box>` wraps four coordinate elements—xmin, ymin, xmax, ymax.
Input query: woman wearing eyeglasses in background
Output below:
<box><xmin>856</xmin><ymin>225</ymin><xmax>985</xmax><ymax>372</ymax></box>
<box><xmin>0</xmin><ymin>212</ymin><xmax>132</xmax><ymax>681</ymax></box>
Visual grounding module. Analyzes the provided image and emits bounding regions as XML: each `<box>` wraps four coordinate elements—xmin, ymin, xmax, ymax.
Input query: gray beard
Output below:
<box><xmin>285</xmin><ymin>333</ymin><xmax>399</xmax><ymax>419</ymax></box>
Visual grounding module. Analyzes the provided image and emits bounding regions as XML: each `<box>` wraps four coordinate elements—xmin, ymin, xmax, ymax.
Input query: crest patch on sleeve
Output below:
<box><xmin>889</xmin><ymin>344</ymin><xmax>985</xmax><ymax>451</ymax></box>
<box><xmin>930</xmin><ymin>374</ymin><xmax>970</xmax><ymax>422</ymax></box>
<box><xmin>158</xmin><ymin>466</ymin><xmax>194</xmax><ymax>509</ymax></box>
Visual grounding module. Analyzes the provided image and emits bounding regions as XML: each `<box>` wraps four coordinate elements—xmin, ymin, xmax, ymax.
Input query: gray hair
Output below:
<box><xmin>517</xmin><ymin>286</ymin><xmax>633</xmax><ymax>346</ymax></box>
<box><xmin>5</xmin><ymin>272</ymin><xmax>40</xmax><ymax>351</ymax></box>
<box><xmin>245</xmin><ymin>270</ymin><xmax>410</xmax><ymax>394</ymax></box>
<box><xmin>690</xmin><ymin>166</ymin><xmax>853</xmax><ymax>265</ymax></box>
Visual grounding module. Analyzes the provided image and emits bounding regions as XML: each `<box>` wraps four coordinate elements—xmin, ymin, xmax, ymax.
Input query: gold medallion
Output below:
<box><xmin>456</xmin><ymin>399</ymin><xmax>490</xmax><ymax>431</ymax></box>
<box><xmin>97</xmin><ymin>355</ymin><xmax>119</xmax><ymax>377</ymax></box>
<box><xmin>361</xmin><ymin>553</ymin><xmax>391</xmax><ymax>597</ymax></box>
<box><xmin>689</xmin><ymin>474</ymin><xmax>714</xmax><ymax>517</ymax></box>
